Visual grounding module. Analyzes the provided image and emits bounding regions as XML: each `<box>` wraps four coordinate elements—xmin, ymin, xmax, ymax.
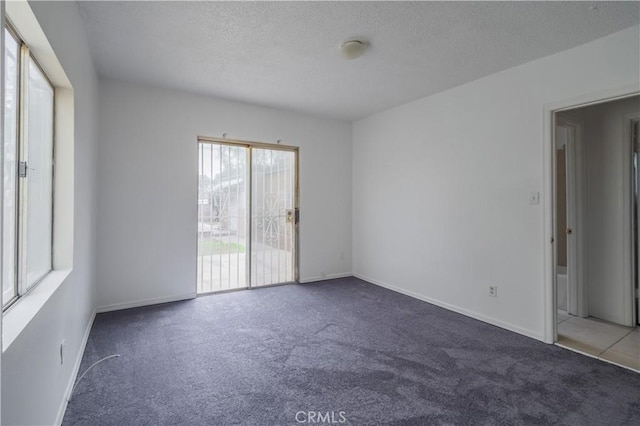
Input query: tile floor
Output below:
<box><xmin>557</xmin><ymin>311</ymin><xmax>639</xmax><ymax>372</ymax></box>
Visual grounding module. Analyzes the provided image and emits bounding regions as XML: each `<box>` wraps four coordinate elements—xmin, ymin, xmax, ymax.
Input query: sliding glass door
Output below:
<box><xmin>197</xmin><ymin>143</ymin><xmax>248</xmax><ymax>293</ymax></box>
<box><xmin>197</xmin><ymin>140</ymin><xmax>298</xmax><ymax>294</ymax></box>
<box><xmin>251</xmin><ymin>148</ymin><xmax>297</xmax><ymax>287</ymax></box>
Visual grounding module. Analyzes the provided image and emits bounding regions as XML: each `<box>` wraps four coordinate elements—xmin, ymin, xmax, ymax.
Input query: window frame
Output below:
<box><xmin>2</xmin><ymin>24</ymin><xmax>20</xmax><ymax>308</ymax></box>
<box><xmin>2</xmin><ymin>20</ymin><xmax>56</xmax><ymax>311</ymax></box>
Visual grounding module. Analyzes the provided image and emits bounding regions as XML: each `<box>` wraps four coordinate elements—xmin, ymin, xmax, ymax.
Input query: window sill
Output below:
<box><xmin>2</xmin><ymin>269</ymin><xmax>71</xmax><ymax>352</ymax></box>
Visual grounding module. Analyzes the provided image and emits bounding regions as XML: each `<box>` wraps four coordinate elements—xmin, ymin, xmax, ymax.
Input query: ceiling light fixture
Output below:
<box><xmin>340</xmin><ymin>40</ymin><xmax>367</xmax><ymax>60</ymax></box>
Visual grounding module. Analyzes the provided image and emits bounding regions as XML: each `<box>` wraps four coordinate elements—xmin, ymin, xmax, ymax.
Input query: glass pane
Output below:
<box><xmin>251</xmin><ymin>148</ymin><xmax>295</xmax><ymax>287</ymax></box>
<box><xmin>2</xmin><ymin>30</ymin><xmax>19</xmax><ymax>305</ymax></box>
<box><xmin>197</xmin><ymin>143</ymin><xmax>248</xmax><ymax>293</ymax></box>
<box><xmin>24</xmin><ymin>57</ymin><xmax>54</xmax><ymax>289</ymax></box>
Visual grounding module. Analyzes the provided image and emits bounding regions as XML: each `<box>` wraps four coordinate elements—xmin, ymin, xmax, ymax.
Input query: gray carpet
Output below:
<box><xmin>63</xmin><ymin>277</ymin><xmax>640</xmax><ymax>425</ymax></box>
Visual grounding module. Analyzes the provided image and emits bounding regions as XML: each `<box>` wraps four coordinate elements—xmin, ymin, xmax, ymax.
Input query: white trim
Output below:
<box><xmin>53</xmin><ymin>87</ymin><xmax>74</xmax><ymax>270</ymax></box>
<box><xmin>299</xmin><ymin>272</ymin><xmax>352</xmax><ymax>284</ymax></box>
<box><xmin>5</xmin><ymin>0</ymin><xmax>71</xmax><ymax>89</ymax></box>
<box><xmin>624</xmin><ymin>112</ymin><xmax>640</xmax><ymax>326</ymax></box>
<box><xmin>96</xmin><ymin>293</ymin><xmax>196</xmax><ymax>313</ymax></box>
<box><xmin>544</xmin><ymin>99</ymin><xmax>557</xmax><ymax>343</ymax></box>
<box><xmin>543</xmin><ymin>84</ymin><xmax>640</xmax><ymax>344</ymax></box>
<box><xmin>54</xmin><ymin>308</ymin><xmax>96</xmax><ymax>426</ymax></box>
<box><xmin>354</xmin><ymin>273</ymin><xmax>544</xmax><ymax>342</ymax></box>
<box><xmin>548</xmin><ymin>85</ymin><xmax>640</xmax><ymax>114</ymax></box>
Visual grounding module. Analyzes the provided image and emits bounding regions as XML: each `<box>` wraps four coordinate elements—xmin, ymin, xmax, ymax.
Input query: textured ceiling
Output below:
<box><xmin>77</xmin><ymin>1</ymin><xmax>640</xmax><ymax>121</ymax></box>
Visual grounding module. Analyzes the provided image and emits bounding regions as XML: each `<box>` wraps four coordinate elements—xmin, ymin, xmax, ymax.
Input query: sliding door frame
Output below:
<box><xmin>197</xmin><ymin>136</ymin><xmax>300</xmax><ymax>291</ymax></box>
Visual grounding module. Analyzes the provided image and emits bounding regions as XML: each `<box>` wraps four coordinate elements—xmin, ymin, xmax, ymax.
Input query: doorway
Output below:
<box><xmin>554</xmin><ymin>120</ymin><xmax>583</xmax><ymax>318</ymax></box>
<box><xmin>196</xmin><ymin>138</ymin><xmax>299</xmax><ymax>294</ymax></box>
<box><xmin>552</xmin><ymin>95</ymin><xmax>639</xmax><ymax>371</ymax></box>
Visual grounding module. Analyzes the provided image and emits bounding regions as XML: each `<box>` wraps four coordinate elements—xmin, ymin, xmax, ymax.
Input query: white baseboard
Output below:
<box><xmin>354</xmin><ymin>273</ymin><xmax>544</xmax><ymax>342</ymax></box>
<box><xmin>299</xmin><ymin>272</ymin><xmax>353</xmax><ymax>284</ymax></box>
<box><xmin>55</xmin><ymin>308</ymin><xmax>96</xmax><ymax>426</ymax></box>
<box><xmin>96</xmin><ymin>293</ymin><xmax>196</xmax><ymax>313</ymax></box>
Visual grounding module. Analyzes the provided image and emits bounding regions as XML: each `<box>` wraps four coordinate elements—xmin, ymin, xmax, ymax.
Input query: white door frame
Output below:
<box><xmin>542</xmin><ymin>85</ymin><xmax>640</xmax><ymax>344</ymax></box>
<box><xmin>634</xmin><ymin>117</ymin><xmax>640</xmax><ymax>326</ymax></box>
<box><xmin>625</xmin><ymin>113</ymin><xmax>640</xmax><ymax>326</ymax></box>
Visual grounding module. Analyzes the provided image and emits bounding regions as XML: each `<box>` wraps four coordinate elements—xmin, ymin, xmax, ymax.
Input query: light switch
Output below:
<box><xmin>529</xmin><ymin>192</ymin><xmax>540</xmax><ymax>205</ymax></box>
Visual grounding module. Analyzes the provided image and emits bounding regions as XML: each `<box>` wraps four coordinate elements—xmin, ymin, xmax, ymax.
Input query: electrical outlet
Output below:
<box><xmin>60</xmin><ymin>339</ymin><xmax>65</xmax><ymax>365</ymax></box>
<box><xmin>489</xmin><ymin>286</ymin><xmax>498</xmax><ymax>297</ymax></box>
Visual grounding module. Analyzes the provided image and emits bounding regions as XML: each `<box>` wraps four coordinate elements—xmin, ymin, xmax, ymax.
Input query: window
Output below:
<box><xmin>2</xmin><ymin>24</ymin><xmax>55</xmax><ymax>309</ymax></box>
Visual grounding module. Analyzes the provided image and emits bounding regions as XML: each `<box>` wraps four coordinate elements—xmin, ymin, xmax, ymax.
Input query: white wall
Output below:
<box><xmin>582</xmin><ymin>96</ymin><xmax>639</xmax><ymax>325</ymax></box>
<box><xmin>1</xmin><ymin>2</ymin><xmax>99</xmax><ymax>425</ymax></box>
<box><xmin>352</xmin><ymin>26</ymin><xmax>640</xmax><ymax>340</ymax></box>
<box><xmin>96</xmin><ymin>80</ymin><xmax>352</xmax><ymax>310</ymax></box>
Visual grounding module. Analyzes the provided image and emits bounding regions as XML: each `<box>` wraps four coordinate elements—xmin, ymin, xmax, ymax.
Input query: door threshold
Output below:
<box><xmin>197</xmin><ymin>287</ymin><xmax>249</xmax><ymax>297</ymax></box>
<box><xmin>197</xmin><ymin>281</ymin><xmax>299</xmax><ymax>297</ymax></box>
<box><xmin>555</xmin><ymin>341</ymin><xmax>639</xmax><ymax>373</ymax></box>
